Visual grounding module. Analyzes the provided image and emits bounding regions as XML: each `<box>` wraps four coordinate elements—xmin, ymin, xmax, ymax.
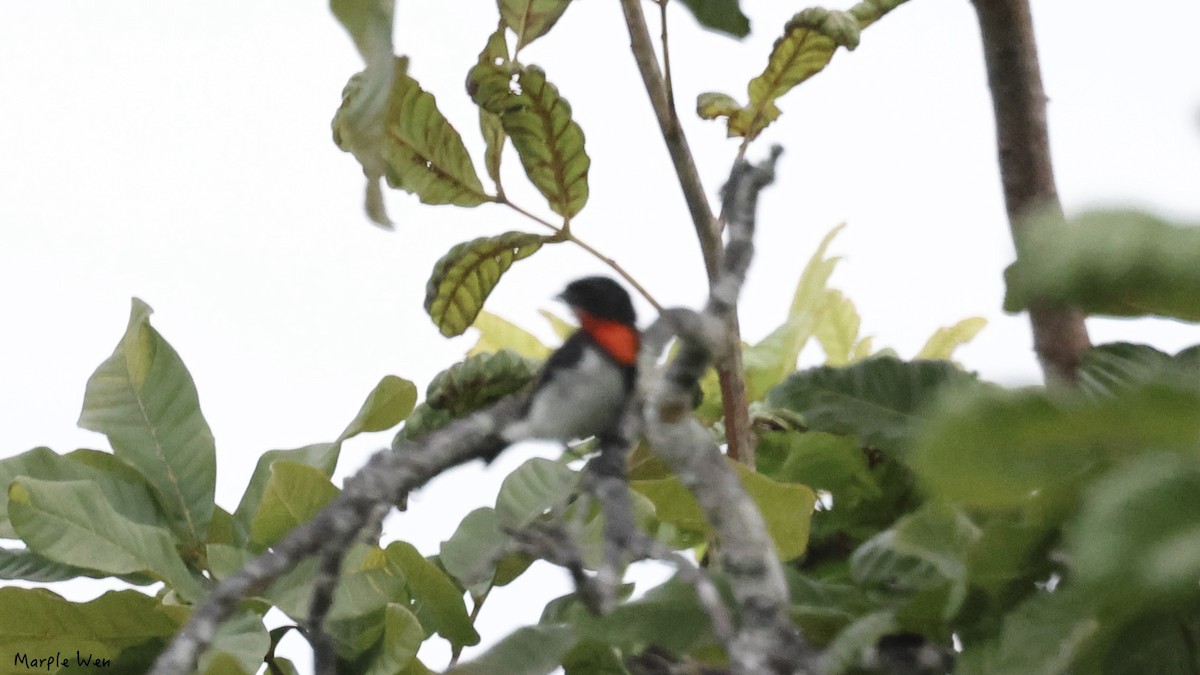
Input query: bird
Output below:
<box><xmin>480</xmin><ymin>276</ymin><xmax>640</xmax><ymax>461</ymax></box>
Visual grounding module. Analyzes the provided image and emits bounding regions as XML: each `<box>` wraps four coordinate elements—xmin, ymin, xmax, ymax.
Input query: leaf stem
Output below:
<box><xmin>448</xmin><ymin>587</ymin><xmax>491</xmax><ymax>668</ymax></box>
<box><xmin>501</xmin><ymin>198</ymin><xmax>663</xmax><ymax>311</ymax></box>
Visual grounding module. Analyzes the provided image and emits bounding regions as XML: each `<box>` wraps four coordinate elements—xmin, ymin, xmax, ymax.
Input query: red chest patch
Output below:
<box><xmin>579</xmin><ymin>314</ymin><xmax>640</xmax><ymax>366</ymax></box>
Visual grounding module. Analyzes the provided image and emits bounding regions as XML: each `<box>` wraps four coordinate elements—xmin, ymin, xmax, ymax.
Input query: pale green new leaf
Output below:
<box><xmin>496</xmin><ymin>458</ymin><xmax>579</xmax><ymax>529</ymax></box>
<box><xmin>538</xmin><ymin>309</ymin><xmax>575</xmax><ymax>340</ymax></box>
<box><xmin>0</xmin><ymin>588</ymin><xmax>187</xmax><ymax>663</ymax></box>
<box><xmin>250</xmin><ymin>462</ymin><xmax>340</xmax><ymax>548</ymax></box>
<box><xmin>814</xmin><ymin>289</ymin><xmax>863</xmax><ymax>366</ymax></box>
<box><xmin>468</xmin><ymin>311</ymin><xmax>552</xmax><ymax>359</ymax></box>
<box><xmin>425</xmin><ymin>232</ymin><xmax>547</xmax><ymax>337</ymax></box>
<box><xmin>8</xmin><ymin>478</ymin><xmax>204</xmax><ymax>601</ymax></box>
<box><xmin>376</xmin><ymin>57</ymin><xmax>491</xmax><ymax>207</ymax></box>
<box><xmin>470</xmin><ymin>62</ymin><xmax>590</xmax><ymax>219</ymax></box>
<box><xmin>340</xmin><ymin>375</ymin><xmax>419</xmax><ymax>441</ymax></box>
<box><xmin>916</xmin><ymin>317</ymin><xmax>987</xmax><ymax>360</ymax></box>
<box><xmin>743</xmin><ymin>223</ymin><xmax>845</xmax><ymax>401</ymax></box>
<box><xmin>77</xmin><ymin>298</ymin><xmax>216</xmax><ymax>545</ymax></box>
<box><xmin>500</xmin><ymin>0</ymin><xmax>572</xmax><ymax>52</ymax></box>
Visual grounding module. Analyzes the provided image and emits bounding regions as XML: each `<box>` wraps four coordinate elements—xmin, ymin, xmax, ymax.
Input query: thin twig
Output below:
<box><xmin>971</xmin><ymin>0</ymin><xmax>1090</xmax><ymax>382</ymax></box>
<box><xmin>659</xmin><ymin>0</ymin><xmax>676</xmax><ymax>114</ymax></box>
<box><xmin>620</xmin><ymin>0</ymin><xmax>755</xmax><ymax>464</ymax></box>
<box><xmin>501</xmin><ymin>197</ymin><xmax>663</xmax><ymax>311</ymax></box>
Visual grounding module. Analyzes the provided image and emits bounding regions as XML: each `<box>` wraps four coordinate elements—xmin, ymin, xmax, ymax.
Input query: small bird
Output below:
<box><xmin>481</xmin><ymin>276</ymin><xmax>640</xmax><ymax>461</ymax></box>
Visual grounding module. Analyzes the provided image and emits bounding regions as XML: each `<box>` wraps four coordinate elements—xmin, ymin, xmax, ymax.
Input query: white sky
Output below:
<box><xmin>2</xmin><ymin>0</ymin><xmax>1198</xmax><ymax>669</ymax></box>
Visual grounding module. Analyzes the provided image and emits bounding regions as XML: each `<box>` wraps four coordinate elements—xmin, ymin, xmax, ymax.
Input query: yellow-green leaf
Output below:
<box><xmin>470</xmin><ymin>62</ymin><xmax>589</xmax><ymax>219</ymax></box>
<box><xmin>500</xmin><ymin>0</ymin><xmax>572</xmax><ymax>52</ymax></box>
<box><xmin>340</xmin><ymin>375</ymin><xmax>419</xmax><ymax>441</ymax></box>
<box><xmin>468</xmin><ymin>311</ymin><xmax>552</xmax><ymax>359</ymax></box>
<box><xmin>538</xmin><ymin>309</ymin><xmax>575</xmax><ymax>341</ymax></box>
<box><xmin>741</xmin><ymin>9</ymin><xmax>861</xmax><ymax>139</ymax></box>
<box><xmin>425</xmin><ymin>232</ymin><xmax>548</xmax><ymax>337</ymax></box>
<box><xmin>917</xmin><ymin>317</ymin><xmax>987</xmax><ymax>361</ymax></box>
<box><xmin>743</xmin><ymin>224</ymin><xmax>845</xmax><ymax>400</ymax></box>
<box><xmin>343</xmin><ymin>56</ymin><xmax>491</xmax><ymax>207</ymax></box>
<box><xmin>696</xmin><ymin>92</ymin><xmax>743</xmax><ymax>121</ymax></box>
<box><xmin>814</xmin><ymin>289</ymin><xmax>863</xmax><ymax>366</ymax></box>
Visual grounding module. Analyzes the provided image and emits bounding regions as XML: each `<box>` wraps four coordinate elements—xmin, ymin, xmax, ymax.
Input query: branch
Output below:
<box><xmin>972</xmin><ymin>0</ymin><xmax>1091</xmax><ymax>383</ymax></box>
<box><xmin>619</xmin><ymin>0</ymin><xmax>755</xmax><ymax>465</ymax></box>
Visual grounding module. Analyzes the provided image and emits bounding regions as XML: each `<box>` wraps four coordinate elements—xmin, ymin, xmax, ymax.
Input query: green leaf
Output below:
<box><xmin>500</xmin><ymin>0</ymin><xmax>573</xmax><ymax>51</ymax></box>
<box><xmin>1068</xmin><ymin>452</ymin><xmax>1200</xmax><ymax>612</ymax></box>
<box><xmin>767</xmin><ymin>356</ymin><xmax>978</xmax><ymax>455</ymax></box>
<box><xmin>425</xmin><ymin>232</ymin><xmax>547</xmax><ymax>337</ymax></box>
<box><xmin>496</xmin><ymin>458</ymin><xmax>579</xmax><ymax>529</ymax></box>
<box><xmin>250</xmin><ymin>462</ymin><xmax>340</xmax><ymax>548</ymax></box>
<box><xmin>574</xmin><ymin>576</ymin><xmax>718</xmax><ymax>655</ymax></box>
<box><xmin>0</xmin><ymin>447</ymin><xmax>166</xmax><ymax>539</ymax></box>
<box><xmin>737</xmin><ymin>9</ymin><xmax>861</xmax><ymax>138</ymax></box>
<box><xmin>1005</xmin><ymin>209</ymin><xmax>1200</xmax><ymax>321</ymax></box>
<box><xmin>1076</xmin><ymin>341</ymin><xmax>1190</xmax><ymax>399</ymax></box>
<box><xmin>468</xmin><ymin>310</ymin><xmax>552</xmax><ymax>359</ymax></box>
<box><xmin>1101</xmin><ymin>611</ymin><xmax>1200</xmax><ymax>675</ymax></box>
<box><xmin>363</xmin><ymin>604</ymin><xmax>424</xmax><ymax>675</ymax></box>
<box><xmin>0</xmin><ymin>546</ymin><xmax>100</xmax><ymax>583</ymax></box>
<box><xmin>756</xmin><ymin>431</ymin><xmax>879</xmax><ymax>505</ymax></box>
<box><xmin>742</xmin><ymin>224</ymin><xmax>845</xmax><ymax>402</ymax></box>
<box><xmin>784</xmin><ymin>570</ymin><xmax>875</xmax><ymax>645</ymax></box>
<box><xmin>8</xmin><ymin>478</ymin><xmax>203</xmax><ymax>601</ymax></box>
<box><xmin>678</xmin><ymin>0</ymin><xmax>750</xmax><ymax>38</ymax></box>
<box><xmin>372</xmin><ymin>57</ymin><xmax>492</xmax><ymax>207</ymax></box>
<box><xmin>632</xmin><ymin>461</ymin><xmax>815</xmax><ymax>560</ymax></box>
<box><xmin>912</xmin><ymin>381</ymin><xmax>1200</xmax><ymax>508</ymax></box>
<box><xmin>448</xmin><ymin>624</ymin><xmax>576</xmax><ymax>675</ymax></box>
<box><xmin>816</xmin><ymin>610</ymin><xmax>898</xmax><ymax>675</ymax></box>
<box><xmin>386</xmin><ymin>542</ymin><xmax>480</xmax><ymax>648</ymax></box>
<box><xmin>848</xmin><ymin>0</ymin><xmax>910</xmax><ymax>30</ymax></box>
<box><xmin>440</xmin><ymin>507</ymin><xmax>513</xmax><ymax>595</ymax></box>
<box><xmin>855</xmin><ymin>504</ymin><xmax>979</xmax><ymax>628</ymax></box>
<box><xmin>199</xmin><ymin>611</ymin><xmax>270</xmax><ymax>675</ymax></box>
<box><xmin>477</xmin><ymin>24</ymin><xmax>510</xmax><ymax>190</ymax></box>
<box><xmin>232</xmin><ymin>443</ymin><xmax>339</xmax><ymax>546</ymax></box>
<box><xmin>329</xmin><ymin>0</ymin><xmax>396</xmax><ymax>226</ymax></box>
<box><xmin>77</xmin><ymin>298</ymin><xmax>216</xmax><ymax>545</ymax></box>
<box><xmin>956</xmin><ymin>587</ymin><xmax>1103</xmax><ymax>675</ymax></box>
<box><xmin>916</xmin><ymin>316</ymin><xmax>987</xmax><ymax>360</ymax></box>
<box><xmin>340</xmin><ymin>375</ymin><xmax>419</xmax><ymax>441</ymax></box>
<box><xmin>0</xmin><ymin>588</ymin><xmax>187</xmax><ymax>666</ymax></box>
<box><xmin>470</xmin><ymin>62</ymin><xmax>589</xmax><ymax>219</ymax></box>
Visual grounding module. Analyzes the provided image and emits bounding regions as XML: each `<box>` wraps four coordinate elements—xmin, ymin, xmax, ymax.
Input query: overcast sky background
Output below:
<box><xmin>2</xmin><ymin>0</ymin><xmax>1198</xmax><ymax>669</ymax></box>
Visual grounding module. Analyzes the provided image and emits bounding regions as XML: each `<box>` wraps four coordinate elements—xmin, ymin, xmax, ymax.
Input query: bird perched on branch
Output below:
<box><xmin>481</xmin><ymin>276</ymin><xmax>640</xmax><ymax>461</ymax></box>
